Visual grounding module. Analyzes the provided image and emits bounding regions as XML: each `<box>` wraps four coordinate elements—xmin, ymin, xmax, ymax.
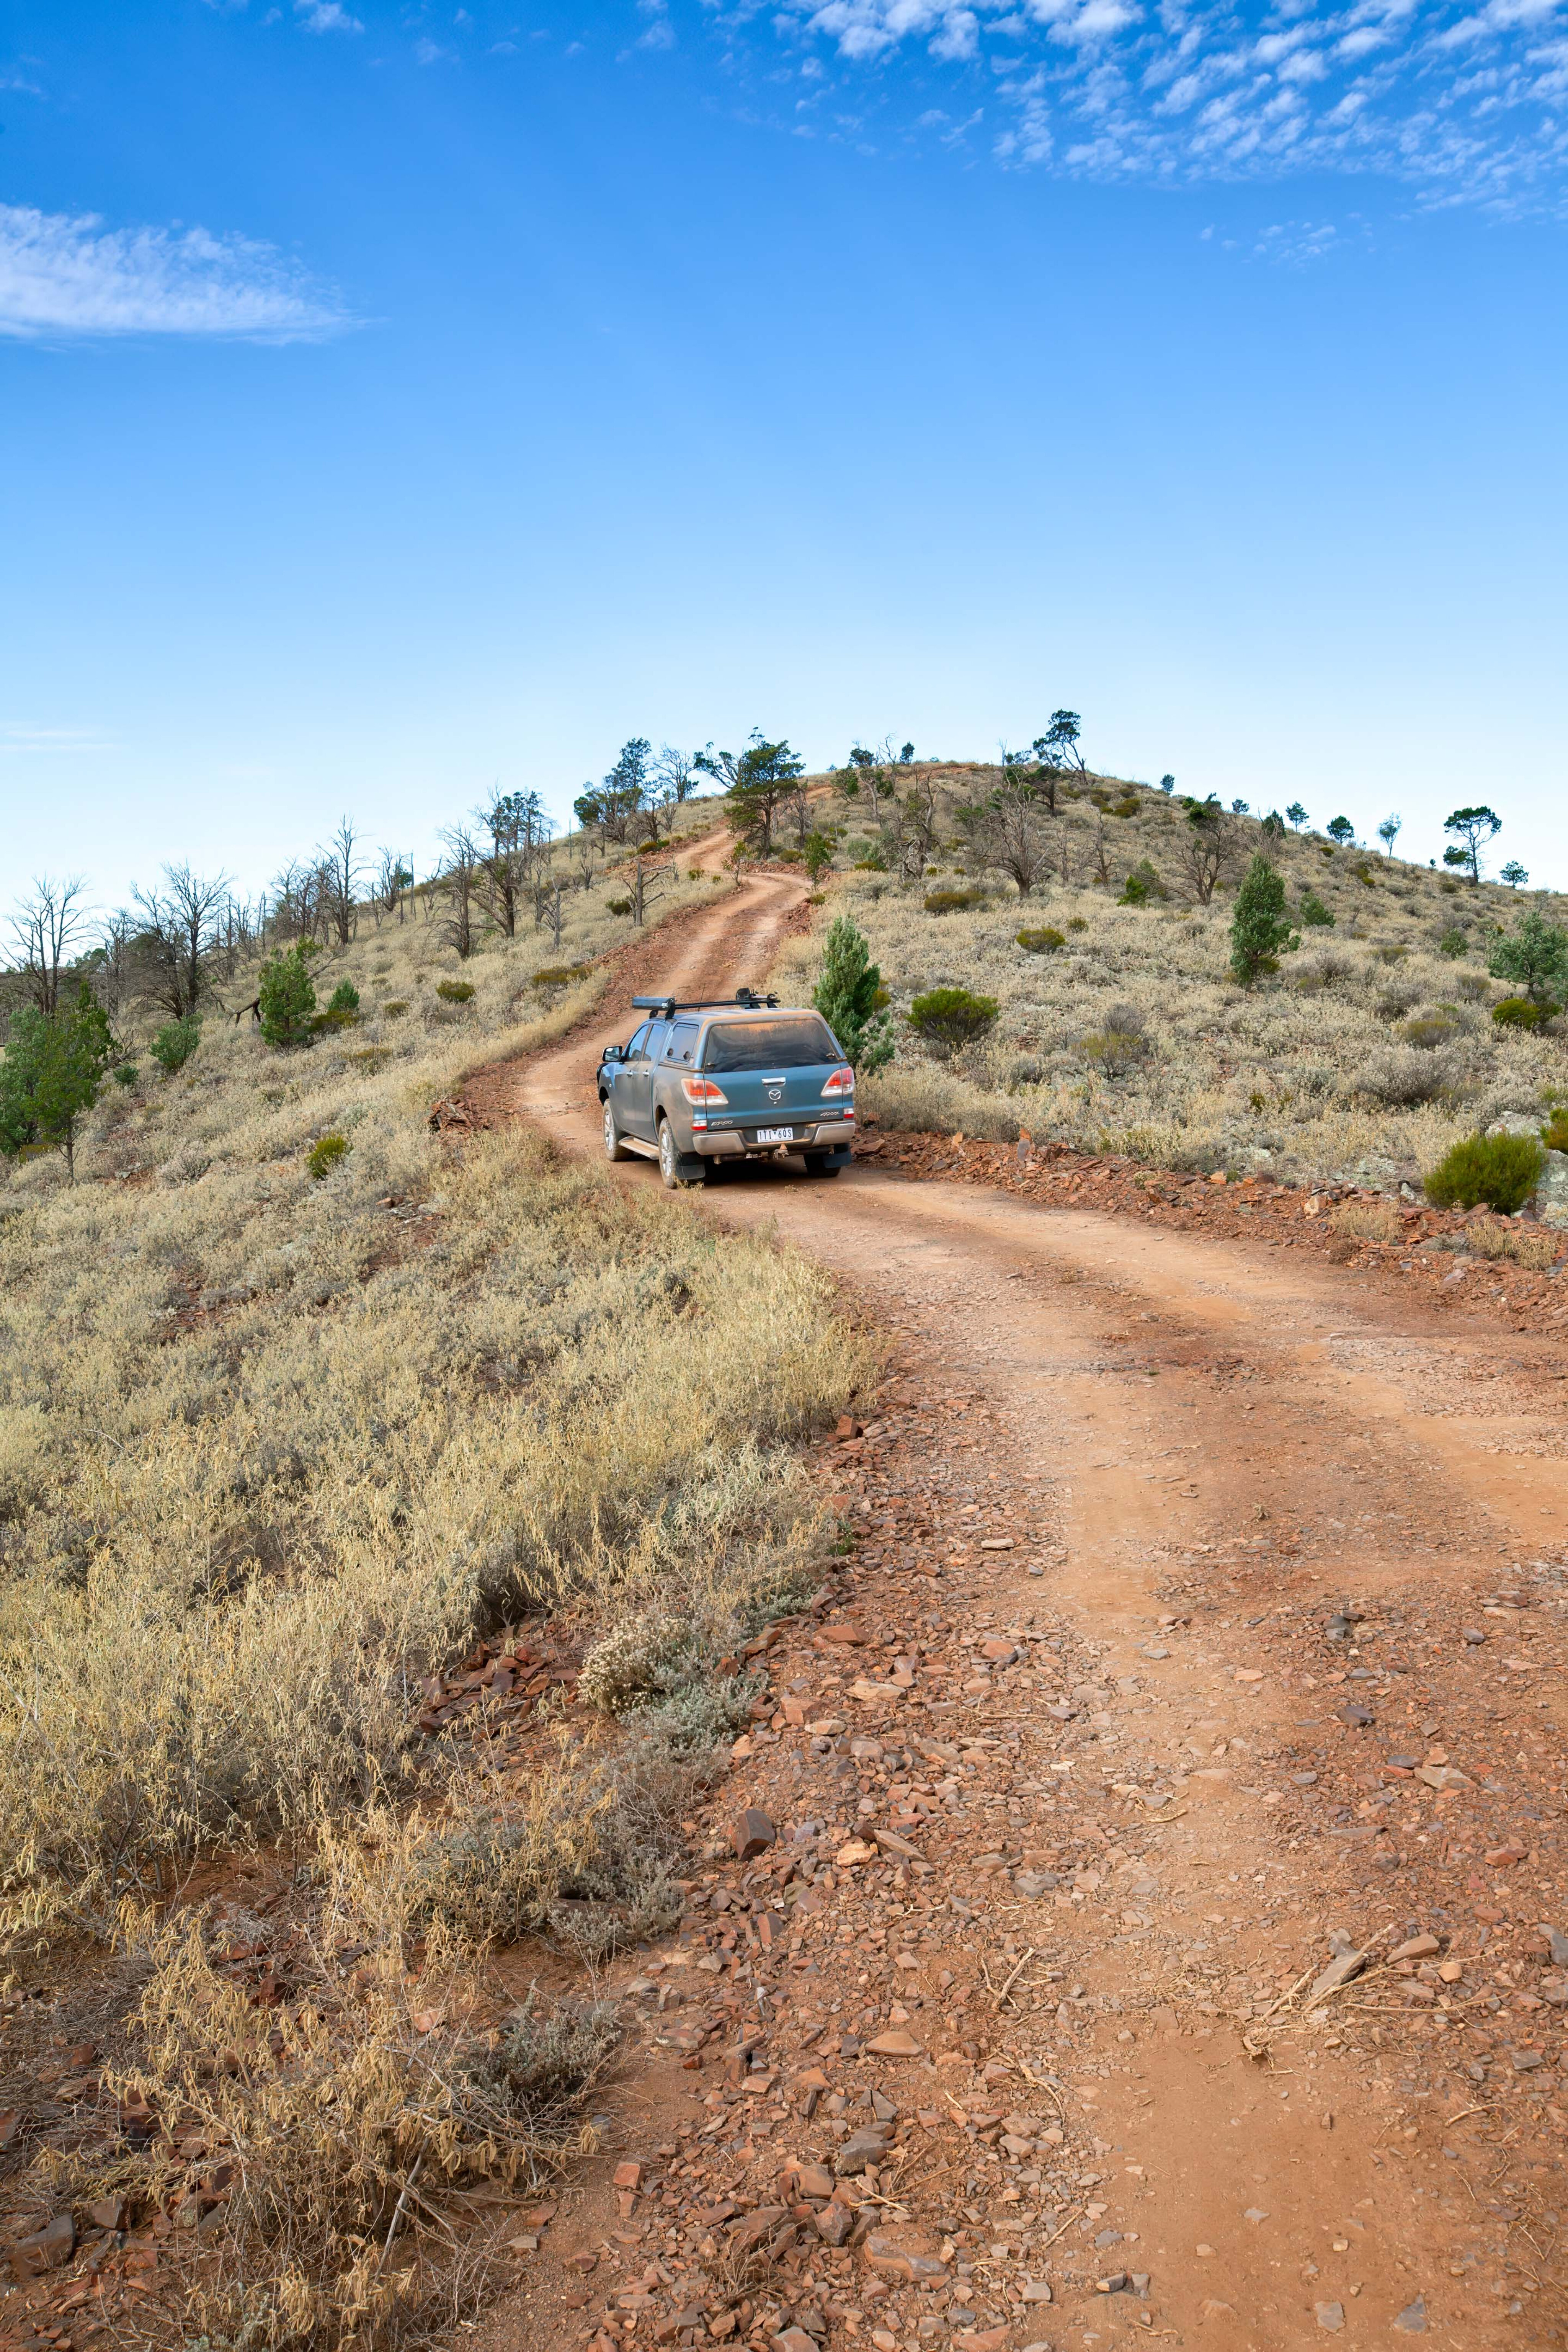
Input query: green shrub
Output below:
<box><xmin>813</xmin><ymin>915</ymin><xmax>895</xmax><ymax>1074</ymax></box>
<box><xmin>531</xmin><ymin>964</ymin><xmax>591</xmax><ymax>989</ymax></box>
<box><xmin>1424</xmin><ymin>1131</ymin><xmax>1545</xmax><ymax>1213</ymax></box>
<box><xmin>1066</xmin><ymin>917</ymin><xmax>1088</xmax><ymax>933</ymax></box>
<box><xmin>606</xmin><ymin>897</ymin><xmax>633</xmax><ymax>916</ymax></box>
<box><xmin>435</xmin><ymin>979</ymin><xmax>475</xmax><ymax>1004</ymax></box>
<box><xmin>1017</xmin><ymin>926</ymin><xmax>1066</xmax><ymax>954</ymax></box>
<box><xmin>382</xmin><ymin>999</ymin><xmax>409</xmax><ymax>1017</ymax></box>
<box><xmin>923</xmin><ymin>887</ymin><xmax>987</xmax><ymax>914</ymax></box>
<box><xmin>1298</xmin><ymin>890</ymin><xmax>1336</xmax><ymax>928</ymax></box>
<box><xmin>1118</xmin><ymin>859</ymin><xmax>1166</xmax><ymax>906</ymax></box>
<box><xmin>852</xmin><ymin>853</ymin><xmax>887</xmax><ymax>872</ymax></box>
<box><xmin>307</xmin><ymin>1132</ymin><xmax>351</xmax><ymax>1181</ymax></box>
<box><xmin>1229</xmin><ymin>856</ymin><xmax>1297</xmax><ymax>986</ymax></box>
<box><xmin>1490</xmin><ymin>910</ymin><xmax>1568</xmax><ymax>1007</ymax></box>
<box><xmin>328</xmin><ymin>979</ymin><xmax>359</xmax><ymax>1017</ymax></box>
<box><xmin>907</xmin><ymin>987</ymin><xmax>999</xmax><ymax>1059</ymax></box>
<box><xmin>113</xmin><ymin>1063</ymin><xmax>139</xmax><ymax>1089</ymax></box>
<box><xmin>258</xmin><ymin>942</ymin><xmax>318</xmax><ymax>1049</ymax></box>
<box><xmin>148</xmin><ymin>1015</ymin><xmax>201</xmax><ymax>1074</ymax></box>
<box><xmin>1400</xmin><ymin>1016</ymin><xmax>1459</xmax><ymax>1050</ymax></box>
<box><xmin>1541</xmin><ymin>1108</ymin><xmax>1568</xmax><ymax>1153</ymax></box>
<box><xmin>1493</xmin><ymin>996</ymin><xmax>1558</xmax><ymax>1032</ymax></box>
<box><xmin>1439</xmin><ymin>929</ymin><xmax>1469</xmax><ymax>959</ymax></box>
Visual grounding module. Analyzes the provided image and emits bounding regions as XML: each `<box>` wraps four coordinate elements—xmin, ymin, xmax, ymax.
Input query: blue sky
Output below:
<box><xmin>2</xmin><ymin>0</ymin><xmax>1564</xmax><ymax>908</ymax></box>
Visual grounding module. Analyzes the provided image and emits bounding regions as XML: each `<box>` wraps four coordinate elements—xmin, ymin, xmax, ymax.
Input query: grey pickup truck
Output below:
<box><xmin>596</xmin><ymin>989</ymin><xmax>856</xmax><ymax>1188</ymax></box>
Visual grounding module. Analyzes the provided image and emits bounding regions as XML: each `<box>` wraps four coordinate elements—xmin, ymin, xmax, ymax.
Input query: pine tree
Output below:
<box><xmin>258</xmin><ymin>942</ymin><xmax>319</xmax><ymax>1048</ymax></box>
<box><xmin>0</xmin><ymin>983</ymin><xmax>115</xmax><ymax>1180</ymax></box>
<box><xmin>1229</xmin><ymin>856</ymin><xmax>1297</xmax><ymax>987</ymax></box>
<box><xmin>813</xmin><ymin>915</ymin><xmax>894</xmax><ymax>1073</ymax></box>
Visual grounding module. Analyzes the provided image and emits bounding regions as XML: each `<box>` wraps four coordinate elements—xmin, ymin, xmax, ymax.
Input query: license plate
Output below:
<box><xmin>756</xmin><ymin>1126</ymin><xmax>795</xmax><ymax>1144</ymax></box>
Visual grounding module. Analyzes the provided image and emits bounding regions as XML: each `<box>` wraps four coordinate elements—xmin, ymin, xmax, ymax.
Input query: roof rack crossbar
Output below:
<box><xmin>630</xmin><ymin>989</ymin><xmax>780</xmax><ymax>1016</ymax></box>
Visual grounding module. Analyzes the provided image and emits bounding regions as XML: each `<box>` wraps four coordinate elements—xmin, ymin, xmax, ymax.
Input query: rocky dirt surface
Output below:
<box><xmin>8</xmin><ymin>867</ymin><xmax>1564</xmax><ymax>2352</ymax></box>
<box><xmin>462</xmin><ymin>870</ymin><xmax>1568</xmax><ymax>2352</ymax></box>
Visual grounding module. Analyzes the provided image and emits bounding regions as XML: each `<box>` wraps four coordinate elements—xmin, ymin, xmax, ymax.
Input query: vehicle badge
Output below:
<box><xmin>768</xmin><ymin>1086</ymin><xmax>783</xmax><ymax>1104</ymax></box>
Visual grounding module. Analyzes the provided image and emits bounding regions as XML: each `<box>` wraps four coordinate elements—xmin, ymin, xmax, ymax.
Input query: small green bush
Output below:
<box><xmin>1298</xmin><ymin>890</ymin><xmax>1336</xmax><ymax>928</ymax></box>
<box><xmin>1439</xmin><ymin>929</ymin><xmax>1469</xmax><ymax>959</ymax></box>
<box><xmin>1017</xmin><ymin>926</ymin><xmax>1066</xmax><ymax>954</ymax></box>
<box><xmin>923</xmin><ymin>887</ymin><xmax>986</xmax><ymax>914</ymax></box>
<box><xmin>307</xmin><ymin>1132</ymin><xmax>351</xmax><ymax>1181</ymax></box>
<box><xmin>852</xmin><ymin>854</ymin><xmax>887</xmax><ymax>873</ymax></box>
<box><xmin>258</xmin><ymin>942</ymin><xmax>318</xmax><ymax>1049</ymax></box>
<box><xmin>328</xmin><ymin>979</ymin><xmax>360</xmax><ymax>1017</ymax></box>
<box><xmin>149</xmin><ymin>1015</ymin><xmax>201</xmax><ymax>1073</ymax></box>
<box><xmin>531</xmin><ymin>964</ymin><xmax>591</xmax><ymax>988</ymax></box>
<box><xmin>1493</xmin><ymin>996</ymin><xmax>1558</xmax><ymax>1031</ymax></box>
<box><xmin>906</xmin><ymin>987</ymin><xmax>999</xmax><ymax>1059</ymax></box>
<box><xmin>436</xmin><ymin>979</ymin><xmax>475</xmax><ymax>1004</ymax></box>
<box><xmin>1118</xmin><ymin>859</ymin><xmax>1167</xmax><ymax>906</ymax></box>
<box><xmin>382</xmin><ymin>999</ymin><xmax>409</xmax><ymax>1017</ymax></box>
<box><xmin>1541</xmin><ymin>1108</ymin><xmax>1568</xmax><ymax>1153</ymax></box>
<box><xmin>1400</xmin><ymin>1016</ymin><xmax>1459</xmax><ymax>1050</ymax></box>
<box><xmin>1424</xmin><ymin>1131</ymin><xmax>1545</xmax><ymax>1213</ymax></box>
<box><xmin>1066</xmin><ymin>917</ymin><xmax>1088</xmax><ymax>933</ymax></box>
<box><xmin>113</xmin><ymin>1063</ymin><xmax>139</xmax><ymax>1089</ymax></box>
<box><xmin>606</xmin><ymin>897</ymin><xmax>633</xmax><ymax>916</ymax></box>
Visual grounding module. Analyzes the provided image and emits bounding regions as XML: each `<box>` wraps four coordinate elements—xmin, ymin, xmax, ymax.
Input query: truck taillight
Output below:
<box><xmin>681</xmin><ymin>1075</ymin><xmax>728</xmax><ymax>1107</ymax></box>
<box><xmin>821</xmin><ymin>1065</ymin><xmax>855</xmax><ymax>1097</ymax></box>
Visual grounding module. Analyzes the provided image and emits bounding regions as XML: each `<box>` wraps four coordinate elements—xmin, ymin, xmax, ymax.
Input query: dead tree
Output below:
<box><xmin>7</xmin><ymin>875</ymin><xmax>91</xmax><ymax>1014</ymax></box>
<box><xmin>129</xmin><ymin>864</ymin><xmax>232</xmax><ymax>1019</ymax></box>
<box><xmin>438</xmin><ymin>826</ymin><xmax>480</xmax><ymax>960</ymax></box>
<box><xmin>318</xmin><ymin>817</ymin><xmax>361</xmax><ymax>945</ymax></box>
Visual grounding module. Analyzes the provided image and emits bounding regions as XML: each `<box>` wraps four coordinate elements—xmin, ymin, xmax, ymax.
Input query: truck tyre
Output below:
<box><xmin>658</xmin><ymin>1118</ymin><xmax>690</xmax><ymax>1190</ymax></box>
<box><xmin>803</xmin><ymin>1152</ymin><xmax>841</xmax><ymax>1178</ymax></box>
<box><xmin>603</xmin><ymin>1097</ymin><xmax>630</xmax><ymax>1162</ymax></box>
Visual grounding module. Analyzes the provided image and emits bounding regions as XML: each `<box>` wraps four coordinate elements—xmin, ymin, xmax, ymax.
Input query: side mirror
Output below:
<box><xmin>602</xmin><ymin>1044</ymin><xmax>623</xmax><ymax>1063</ymax></box>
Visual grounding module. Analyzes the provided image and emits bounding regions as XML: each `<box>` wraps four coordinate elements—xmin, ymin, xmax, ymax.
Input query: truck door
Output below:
<box><xmin>617</xmin><ymin>1019</ymin><xmax>667</xmax><ymax>1138</ymax></box>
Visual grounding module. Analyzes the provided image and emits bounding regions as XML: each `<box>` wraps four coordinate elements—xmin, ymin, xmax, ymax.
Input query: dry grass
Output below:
<box><xmin>1328</xmin><ymin>1199</ymin><xmax>1403</xmax><ymax>1244</ymax></box>
<box><xmin>0</xmin><ymin>806</ymin><xmax>868</xmax><ymax>2338</ymax></box>
<box><xmin>773</xmin><ymin>769</ymin><xmax>1568</xmax><ymax>1191</ymax></box>
<box><xmin>1462</xmin><ymin>1218</ymin><xmax>1563</xmax><ymax>1269</ymax></box>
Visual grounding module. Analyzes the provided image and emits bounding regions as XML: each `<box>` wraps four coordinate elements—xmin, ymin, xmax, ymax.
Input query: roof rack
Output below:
<box><xmin>630</xmin><ymin>988</ymin><xmax>781</xmax><ymax>1018</ymax></box>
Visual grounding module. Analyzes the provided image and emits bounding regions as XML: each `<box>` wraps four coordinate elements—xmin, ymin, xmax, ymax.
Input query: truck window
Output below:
<box><xmin>702</xmin><ymin>1017</ymin><xmax>840</xmax><ymax>1072</ymax></box>
<box><xmin>664</xmin><ymin>1022</ymin><xmax>700</xmax><ymax>1065</ymax></box>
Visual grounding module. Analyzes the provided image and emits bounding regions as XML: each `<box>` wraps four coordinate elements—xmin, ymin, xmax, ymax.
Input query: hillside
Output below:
<box><xmin>771</xmin><ymin>765</ymin><xmax>1566</xmax><ymax>1197</ymax></box>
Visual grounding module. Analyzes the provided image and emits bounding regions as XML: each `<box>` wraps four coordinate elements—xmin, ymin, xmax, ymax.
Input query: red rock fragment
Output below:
<box><xmin>732</xmin><ymin>1808</ymin><xmax>776</xmax><ymax>1860</ymax></box>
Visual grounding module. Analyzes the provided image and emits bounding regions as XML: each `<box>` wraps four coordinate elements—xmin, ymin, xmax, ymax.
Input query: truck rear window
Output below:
<box><xmin>702</xmin><ymin>1017</ymin><xmax>839</xmax><ymax>1072</ymax></box>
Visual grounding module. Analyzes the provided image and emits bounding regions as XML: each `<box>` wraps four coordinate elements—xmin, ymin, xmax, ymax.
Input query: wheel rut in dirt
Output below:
<box><xmin>462</xmin><ymin>874</ymin><xmax>1568</xmax><ymax>2352</ymax></box>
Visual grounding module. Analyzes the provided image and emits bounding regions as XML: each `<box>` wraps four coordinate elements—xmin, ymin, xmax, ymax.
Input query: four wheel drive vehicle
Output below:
<box><xmin>597</xmin><ymin>990</ymin><xmax>856</xmax><ymax>1188</ymax></box>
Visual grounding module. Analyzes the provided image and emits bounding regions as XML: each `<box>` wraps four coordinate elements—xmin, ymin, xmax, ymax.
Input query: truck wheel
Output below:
<box><xmin>658</xmin><ymin>1119</ymin><xmax>685</xmax><ymax>1189</ymax></box>
<box><xmin>803</xmin><ymin>1153</ymin><xmax>841</xmax><ymax>1179</ymax></box>
<box><xmin>603</xmin><ymin>1097</ymin><xmax>630</xmax><ymax>1162</ymax></box>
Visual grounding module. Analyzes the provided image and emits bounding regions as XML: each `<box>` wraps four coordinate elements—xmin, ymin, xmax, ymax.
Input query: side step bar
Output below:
<box><xmin>620</xmin><ymin>1135</ymin><xmax>660</xmax><ymax>1161</ymax></box>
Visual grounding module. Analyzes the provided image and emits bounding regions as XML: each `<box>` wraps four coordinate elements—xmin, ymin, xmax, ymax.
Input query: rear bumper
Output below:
<box><xmin>692</xmin><ymin>1119</ymin><xmax>855</xmax><ymax>1158</ymax></box>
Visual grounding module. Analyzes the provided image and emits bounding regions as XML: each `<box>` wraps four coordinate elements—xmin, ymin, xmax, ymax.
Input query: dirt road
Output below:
<box><xmin>472</xmin><ymin>870</ymin><xmax>1568</xmax><ymax>2352</ymax></box>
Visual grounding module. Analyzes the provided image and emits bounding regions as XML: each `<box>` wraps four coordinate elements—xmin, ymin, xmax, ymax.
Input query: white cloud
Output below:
<box><xmin>757</xmin><ymin>0</ymin><xmax>1568</xmax><ymax>206</ymax></box>
<box><xmin>295</xmin><ymin>0</ymin><xmax>363</xmax><ymax>29</ymax></box>
<box><xmin>0</xmin><ymin>204</ymin><xmax>352</xmax><ymax>343</ymax></box>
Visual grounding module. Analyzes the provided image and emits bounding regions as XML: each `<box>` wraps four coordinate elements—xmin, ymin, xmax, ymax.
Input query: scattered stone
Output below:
<box><xmin>1316</xmin><ymin>2301</ymin><xmax>1345</xmax><ymax>2331</ymax></box>
<box><xmin>835</xmin><ymin>2124</ymin><xmax>894</xmax><ymax>2175</ymax></box>
<box><xmin>814</xmin><ymin>2200</ymin><xmax>857</xmax><ymax>2246</ymax></box>
<box><xmin>1543</xmin><ymin>1926</ymin><xmax>1568</xmax><ymax>1969</ymax></box>
<box><xmin>10</xmin><ymin>2215</ymin><xmax>74</xmax><ymax>2279</ymax></box>
<box><xmin>732</xmin><ymin>1808</ymin><xmax>777</xmax><ymax>1860</ymax></box>
<box><xmin>863</xmin><ymin>2233</ymin><xmax>946</xmax><ymax>2282</ymax></box>
<box><xmin>866</xmin><ymin>2030</ymin><xmax>922</xmax><ymax>2056</ymax></box>
<box><xmin>612</xmin><ymin>2160</ymin><xmax>643</xmax><ymax>2191</ymax></box>
<box><xmin>1393</xmin><ymin>2295</ymin><xmax>1428</xmax><ymax>2333</ymax></box>
<box><xmin>1305</xmin><ymin>1932</ymin><xmax>1368</xmax><ymax>2007</ymax></box>
<box><xmin>1020</xmin><ymin>2277</ymin><xmax>1054</xmax><ymax>2302</ymax></box>
<box><xmin>1338</xmin><ymin>1703</ymin><xmax>1375</xmax><ymax>1728</ymax></box>
<box><xmin>1389</xmin><ymin>1933</ymin><xmax>1441</xmax><ymax>1963</ymax></box>
<box><xmin>85</xmin><ymin>2195</ymin><xmax>127</xmax><ymax>2232</ymax></box>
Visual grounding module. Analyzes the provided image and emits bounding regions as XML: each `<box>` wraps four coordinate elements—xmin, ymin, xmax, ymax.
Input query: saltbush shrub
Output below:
<box><xmin>907</xmin><ymin>987</ymin><xmax>999</xmax><ymax>1058</ymax></box>
<box><xmin>1424</xmin><ymin>1130</ymin><xmax>1545</xmax><ymax>1213</ymax></box>
<box><xmin>531</xmin><ymin>964</ymin><xmax>591</xmax><ymax>989</ymax></box>
<box><xmin>435</xmin><ymin>979</ymin><xmax>475</xmax><ymax>1004</ymax></box>
<box><xmin>1439</xmin><ymin>928</ymin><xmax>1469</xmax><ymax>958</ymax></box>
<box><xmin>1017</xmin><ymin>926</ymin><xmax>1066</xmax><ymax>953</ymax></box>
<box><xmin>923</xmin><ymin>887</ymin><xmax>987</xmax><ymax>914</ymax></box>
<box><xmin>1493</xmin><ymin>996</ymin><xmax>1558</xmax><ymax>1031</ymax></box>
<box><xmin>1355</xmin><ymin>1045</ymin><xmax>1455</xmax><ymax>1107</ymax></box>
<box><xmin>307</xmin><ymin>1132</ymin><xmax>351</xmax><ymax>1181</ymax></box>
<box><xmin>1542</xmin><ymin>1108</ymin><xmax>1568</xmax><ymax>1153</ymax></box>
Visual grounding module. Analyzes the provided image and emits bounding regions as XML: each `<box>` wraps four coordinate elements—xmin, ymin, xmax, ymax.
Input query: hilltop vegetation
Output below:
<box><xmin>771</xmin><ymin>761</ymin><xmax>1568</xmax><ymax>1192</ymax></box>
